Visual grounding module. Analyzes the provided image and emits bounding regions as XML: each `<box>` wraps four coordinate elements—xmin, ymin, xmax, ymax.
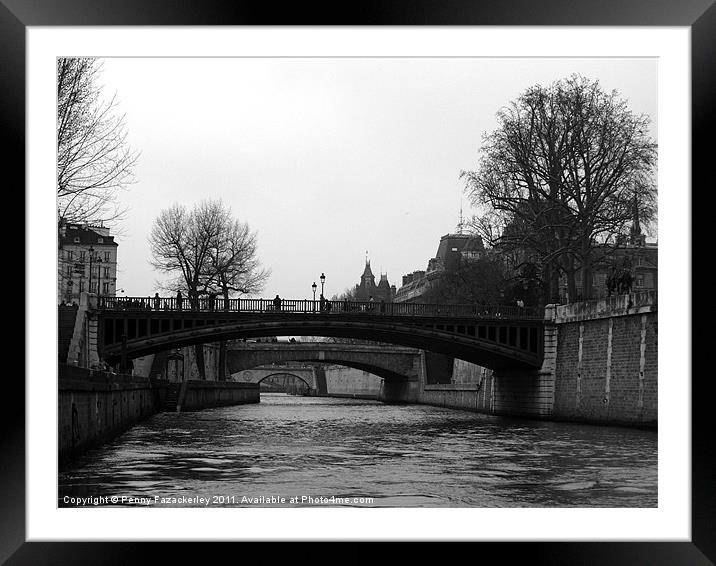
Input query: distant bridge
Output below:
<box><xmin>227</xmin><ymin>342</ymin><xmax>422</xmax><ymax>383</ymax></box>
<box><xmin>96</xmin><ymin>296</ymin><xmax>544</xmax><ymax>370</ymax></box>
<box><xmin>232</xmin><ymin>363</ymin><xmax>319</xmax><ymax>391</ymax></box>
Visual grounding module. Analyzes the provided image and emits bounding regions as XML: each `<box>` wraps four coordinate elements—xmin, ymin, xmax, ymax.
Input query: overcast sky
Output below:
<box><xmin>94</xmin><ymin>57</ymin><xmax>657</xmax><ymax>300</ymax></box>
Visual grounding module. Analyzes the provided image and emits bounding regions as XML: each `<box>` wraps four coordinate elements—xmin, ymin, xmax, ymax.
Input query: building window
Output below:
<box><xmin>104</xmin><ymin>267</ymin><xmax>111</xmax><ymax>278</ymax></box>
<box><xmin>636</xmin><ymin>276</ymin><xmax>644</xmax><ymax>288</ymax></box>
<box><xmin>74</xmin><ymin>237</ymin><xmax>80</xmax><ymax>243</ymax></box>
<box><xmin>90</xmin><ymin>282</ymin><xmax>97</xmax><ymax>293</ymax></box>
<box><xmin>79</xmin><ymin>281</ymin><xmax>85</xmax><ymax>292</ymax></box>
<box><xmin>97</xmin><ymin>237</ymin><xmax>103</xmax><ymax>244</ymax></box>
<box><xmin>67</xmin><ymin>251</ymin><xmax>73</xmax><ymax>260</ymax></box>
<box><xmin>104</xmin><ymin>252</ymin><xmax>110</xmax><ymax>262</ymax></box>
<box><xmin>79</xmin><ymin>251</ymin><xmax>86</xmax><ymax>261</ymax></box>
<box><xmin>102</xmin><ymin>282</ymin><xmax>110</xmax><ymax>295</ymax></box>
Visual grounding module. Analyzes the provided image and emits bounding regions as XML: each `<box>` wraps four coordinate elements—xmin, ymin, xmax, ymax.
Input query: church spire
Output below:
<box><xmin>457</xmin><ymin>199</ymin><xmax>465</xmax><ymax>234</ymax></box>
<box><xmin>629</xmin><ymin>192</ymin><xmax>644</xmax><ymax>246</ymax></box>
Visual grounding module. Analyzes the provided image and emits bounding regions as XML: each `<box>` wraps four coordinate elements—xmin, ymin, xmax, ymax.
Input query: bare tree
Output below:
<box><xmin>150</xmin><ymin>200</ymin><xmax>270</xmax><ymax>301</ymax></box>
<box><xmin>57</xmin><ymin>58</ymin><xmax>138</xmax><ymax>226</ymax></box>
<box><xmin>331</xmin><ymin>287</ymin><xmax>359</xmax><ymax>302</ymax></box>
<box><xmin>149</xmin><ymin>199</ymin><xmax>270</xmax><ymax>378</ymax></box>
<box><xmin>202</xmin><ymin>200</ymin><xmax>270</xmax><ymax>380</ymax></box>
<box><xmin>205</xmin><ymin>206</ymin><xmax>271</xmax><ymax>302</ymax></box>
<box><xmin>462</xmin><ymin>75</ymin><xmax>656</xmax><ymax>301</ymax></box>
<box><xmin>421</xmin><ymin>256</ymin><xmax>508</xmax><ymax>306</ymax></box>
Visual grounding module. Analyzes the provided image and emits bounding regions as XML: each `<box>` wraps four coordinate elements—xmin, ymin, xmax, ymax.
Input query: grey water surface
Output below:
<box><xmin>58</xmin><ymin>393</ymin><xmax>657</xmax><ymax>507</ymax></box>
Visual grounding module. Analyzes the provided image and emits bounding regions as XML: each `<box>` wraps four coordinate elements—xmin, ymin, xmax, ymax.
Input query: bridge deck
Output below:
<box><xmin>96</xmin><ymin>297</ymin><xmax>545</xmax><ymax>370</ymax></box>
<box><xmin>99</xmin><ymin>296</ymin><xmax>542</xmax><ymax>319</ymax></box>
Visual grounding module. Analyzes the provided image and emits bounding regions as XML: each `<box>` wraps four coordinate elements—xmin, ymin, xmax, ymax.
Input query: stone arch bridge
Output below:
<box><xmin>227</xmin><ymin>342</ymin><xmax>422</xmax><ymax>383</ymax></box>
<box><xmin>95</xmin><ymin>296</ymin><xmax>545</xmax><ymax>371</ymax></box>
<box><xmin>232</xmin><ymin>364</ymin><xmax>320</xmax><ymax>392</ymax></box>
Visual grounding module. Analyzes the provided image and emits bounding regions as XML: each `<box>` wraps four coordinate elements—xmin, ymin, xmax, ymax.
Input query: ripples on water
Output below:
<box><xmin>58</xmin><ymin>393</ymin><xmax>657</xmax><ymax>508</ymax></box>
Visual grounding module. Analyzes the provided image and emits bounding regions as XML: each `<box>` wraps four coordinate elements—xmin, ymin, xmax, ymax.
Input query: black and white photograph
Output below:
<box><xmin>14</xmin><ymin>17</ymin><xmax>702</xmax><ymax>555</ymax></box>
<box><xmin>55</xmin><ymin>54</ymin><xmax>661</xmax><ymax>512</ymax></box>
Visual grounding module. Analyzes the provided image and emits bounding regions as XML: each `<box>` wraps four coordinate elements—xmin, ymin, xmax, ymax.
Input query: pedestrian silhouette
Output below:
<box><xmin>618</xmin><ymin>270</ymin><xmax>634</xmax><ymax>295</ymax></box>
<box><xmin>208</xmin><ymin>292</ymin><xmax>216</xmax><ymax>311</ymax></box>
<box><xmin>606</xmin><ymin>265</ymin><xmax>618</xmax><ymax>296</ymax></box>
<box><xmin>176</xmin><ymin>289</ymin><xmax>183</xmax><ymax>310</ymax></box>
<box><xmin>273</xmin><ymin>294</ymin><xmax>282</xmax><ymax>311</ymax></box>
<box><xmin>616</xmin><ymin>258</ymin><xmax>634</xmax><ymax>295</ymax></box>
<box><xmin>153</xmin><ymin>292</ymin><xmax>160</xmax><ymax>310</ymax></box>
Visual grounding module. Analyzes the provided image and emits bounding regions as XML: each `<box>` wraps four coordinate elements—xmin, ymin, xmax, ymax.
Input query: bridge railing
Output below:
<box><xmin>98</xmin><ymin>296</ymin><xmax>542</xmax><ymax>320</ymax></box>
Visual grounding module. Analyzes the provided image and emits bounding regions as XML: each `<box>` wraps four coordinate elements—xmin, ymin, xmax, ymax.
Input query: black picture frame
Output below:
<box><xmin>7</xmin><ymin>1</ymin><xmax>709</xmax><ymax>563</ymax></box>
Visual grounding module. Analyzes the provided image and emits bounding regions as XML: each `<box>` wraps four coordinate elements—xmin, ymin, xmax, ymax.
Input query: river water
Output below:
<box><xmin>58</xmin><ymin>394</ymin><xmax>657</xmax><ymax>508</ymax></box>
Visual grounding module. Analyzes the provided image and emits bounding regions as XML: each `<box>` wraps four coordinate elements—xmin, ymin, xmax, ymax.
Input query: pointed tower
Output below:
<box><xmin>378</xmin><ymin>272</ymin><xmax>393</xmax><ymax>301</ymax></box>
<box><xmin>457</xmin><ymin>199</ymin><xmax>465</xmax><ymax>235</ymax></box>
<box><xmin>629</xmin><ymin>193</ymin><xmax>645</xmax><ymax>247</ymax></box>
<box><xmin>361</xmin><ymin>258</ymin><xmax>376</xmax><ymax>289</ymax></box>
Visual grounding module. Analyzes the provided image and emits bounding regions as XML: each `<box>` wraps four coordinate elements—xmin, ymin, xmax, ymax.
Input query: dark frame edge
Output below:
<box><xmin>7</xmin><ymin>0</ymin><xmax>713</xmax><ymax>563</ymax></box>
<box><xmin>691</xmin><ymin>2</ymin><xmax>716</xmax><ymax>564</ymax></box>
<box><xmin>0</xmin><ymin>0</ymin><xmax>26</xmax><ymax>564</ymax></box>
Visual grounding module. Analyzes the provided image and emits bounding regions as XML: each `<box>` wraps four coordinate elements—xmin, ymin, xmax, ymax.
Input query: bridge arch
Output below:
<box><xmin>254</xmin><ymin>372</ymin><xmax>312</xmax><ymax>388</ymax></box>
<box><xmin>230</xmin><ymin>365</ymin><xmax>318</xmax><ymax>392</ymax></box>
<box><xmin>226</xmin><ymin>343</ymin><xmax>420</xmax><ymax>383</ymax></box>
<box><xmin>99</xmin><ymin>315</ymin><xmax>543</xmax><ymax>371</ymax></box>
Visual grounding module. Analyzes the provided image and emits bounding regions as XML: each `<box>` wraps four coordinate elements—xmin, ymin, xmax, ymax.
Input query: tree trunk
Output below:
<box><xmin>580</xmin><ymin>245</ymin><xmax>594</xmax><ymax>300</ymax></box>
<box><xmin>541</xmin><ymin>262</ymin><xmax>560</xmax><ymax>305</ymax></box>
<box><xmin>582</xmin><ymin>263</ymin><xmax>594</xmax><ymax>300</ymax></box>
<box><xmin>565</xmin><ymin>255</ymin><xmax>577</xmax><ymax>304</ymax></box>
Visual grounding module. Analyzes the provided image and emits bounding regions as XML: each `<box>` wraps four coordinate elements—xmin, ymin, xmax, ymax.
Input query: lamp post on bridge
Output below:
<box><xmin>88</xmin><ymin>246</ymin><xmax>105</xmax><ymax>307</ymax></box>
<box><xmin>320</xmin><ymin>273</ymin><xmax>325</xmax><ymax>297</ymax></box>
<box><xmin>88</xmin><ymin>246</ymin><xmax>94</xmax><ymax>297</ymax></box>
<box><xmin>312</xmin><ymin>281</ymin><xmax>317</xmax><ymax>313</ymax></box>
<box><xmin>96</xmin><ymin>256</ymin><xmax>103</xmax><ymax>299</ymax></box>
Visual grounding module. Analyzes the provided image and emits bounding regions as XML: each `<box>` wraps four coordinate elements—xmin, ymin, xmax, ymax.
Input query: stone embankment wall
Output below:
<box><xmin>551</xmin><ymin>293</ymin><xmax>657</xmax><ymax>426</ymax></box>
<box><xmin>418</xmin><ymin>358</ymin><xmax>490</xmax><ymax>412</ymax></box>
<box><xmin>179</xmin><ymin>381</ymin><xmax>259</xmax><ymax>411</ymax></box>
<box><xmin>59</xmin><ymin>365</ymin><xmax>163</xmax><ymax>464</ymax></box>
<box><xmin>323</xmin><ymin>365</ymin><xmax>382</xmax><ymax>399</ymax></box>
<box><xmin>59</xmin><ymin>364</ymin><xmax>259</xmax><ymax>465</ymax></box>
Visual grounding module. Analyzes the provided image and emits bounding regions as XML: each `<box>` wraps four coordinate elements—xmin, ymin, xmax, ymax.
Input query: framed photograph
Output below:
<box><xmin>10</xmin><ymin>0</ymin><xmax>709</xmax><ymax>563</ymax></box>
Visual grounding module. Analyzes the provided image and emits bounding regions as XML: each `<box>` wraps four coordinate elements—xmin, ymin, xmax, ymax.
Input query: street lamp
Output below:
<box><xmin>312</xmin><ymin>281</ymin><xmax>317</xmax><ymax>312</ymax></box>
<box><xmin>96</xmin><ymin>256</ymin><xmax>103</xmax><ymax>298</ymax></box>
<box><xmin>320</xmin><ymin>273</ymin><xmax>325</xmax><ymax>297</ymax></box>
<box><xmin>88</xmin><ymin>246</ymin><xmax>94</xmax><ymax>295</ymax></box>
